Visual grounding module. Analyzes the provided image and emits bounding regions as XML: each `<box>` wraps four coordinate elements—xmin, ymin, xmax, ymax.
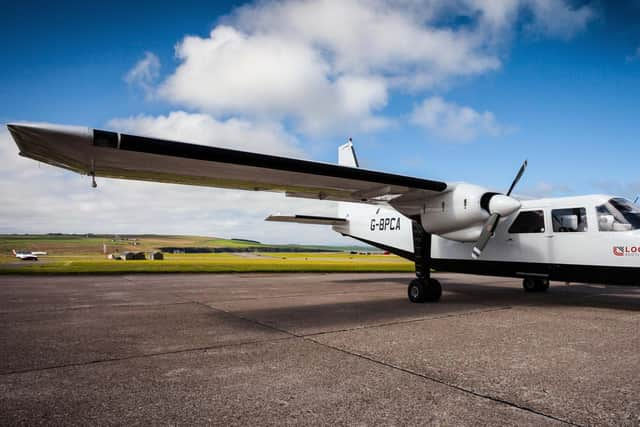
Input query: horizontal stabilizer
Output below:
<box><xmin>265</xmin><ymin>214</ymin><xmax>348</xmax><ymax>226</ymax></box>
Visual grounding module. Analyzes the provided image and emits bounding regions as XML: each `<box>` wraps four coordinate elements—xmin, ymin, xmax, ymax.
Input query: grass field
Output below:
<box><xmin>0</xmin><ymin>235</ymin><xmax>414</xmax><ymax>274</ymax></box>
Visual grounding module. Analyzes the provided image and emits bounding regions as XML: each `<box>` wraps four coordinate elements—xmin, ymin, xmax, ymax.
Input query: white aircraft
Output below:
<box><xmin>12</xmin><ymin>250</ymin><xmax>38</xmax><ymax>261</ymax></box>
<box><xmin>7</xmin><ymin>123</ymin><xmax>640</xmax><ymax>302</ymax></box>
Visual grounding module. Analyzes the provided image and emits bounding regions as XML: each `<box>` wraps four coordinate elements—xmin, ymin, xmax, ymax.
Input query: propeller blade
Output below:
<box><xmin>472</xmin><ymin>213</ymin><xmax>500</xmax><ymax>259</ymax></box>
<box><xmin>506</xmin><ymin>160</ymin><xmax>528</xmax><ymax>197</ymax></box>
<box><xmin>474</xmin><ymin>161</ymin><xmax>527</xmax><ymax>259</ymax></box>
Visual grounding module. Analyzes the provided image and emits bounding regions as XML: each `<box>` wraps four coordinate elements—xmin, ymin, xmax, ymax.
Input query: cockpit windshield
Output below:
<box><xmin>596</xmin><ymin>198</ymin><xmax>640</xmax><ymax>231</ymax></box>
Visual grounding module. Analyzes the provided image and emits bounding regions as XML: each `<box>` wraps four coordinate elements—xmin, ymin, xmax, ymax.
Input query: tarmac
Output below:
<box><xmin>0</xmin><ymin>272</ymin><xmax>638</xmax><ymax>426</ymax></box>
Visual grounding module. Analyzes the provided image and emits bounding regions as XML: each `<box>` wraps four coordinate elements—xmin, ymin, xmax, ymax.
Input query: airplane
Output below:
<box><xmin>12</xmin><ymin>250</ymin><xmax>39</xmax><ymax>261</ymax></box>
<box><xmin>6</xmin><ymin>122</ymin><xmax>640</xmax><ymax>302</ymax></box>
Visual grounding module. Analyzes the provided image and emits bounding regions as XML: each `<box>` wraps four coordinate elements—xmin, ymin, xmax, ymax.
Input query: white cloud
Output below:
<box><xmin>124</xmin><ymin>52</ymin><xmax>160</xmax><ymax>96</ymax></box>
<box><xmin>523</xmin><ymin>0</ymin><xmax>594</xmax><ymax>40</ymax></box>
<box><xmin>108</xmin><ymin>111</ymin><xmax>303</xmax><ymax>157</ymax></box>
<box><xmin>626</xmin><ymin>46</ymin><xmax>640</xmax><ymax>63</ymax></box>
<box><xmin>152</xmin><ymin>0</ymin><xmax>593</xmax><ymax>135</ymax></box>
<box><xmin>410</xmin><ymin>96</ymin><xmax>506</xmax><ymax>141</ymax></box>
<box><xmin>518</xmin><ymin>181</ymin><xmax>573</xmax><ymax>198</ymax></box>
<box><xmin>159</xmin><ymin>25</ymin><xmax>390</xmax><ymax>135</ymax></box>
<box><xmin>230</xmin><ymin>0</ymin><xmax>501</xmax><ymax>86</ymax></box>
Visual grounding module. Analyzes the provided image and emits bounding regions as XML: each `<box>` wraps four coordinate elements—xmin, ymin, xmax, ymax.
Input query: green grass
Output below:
<box><xmin>0</xmin><ymin>252</ymin><xmax>414</xmax><ymax>275</ymax></box>
<box><xmin>0</xmin><ymin>234</ymin><xmax>373</xmax><ymax>254</ymax></box>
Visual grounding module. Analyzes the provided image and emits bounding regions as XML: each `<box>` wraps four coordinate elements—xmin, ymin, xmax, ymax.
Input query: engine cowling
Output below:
<box><xmin>419</xmin><ymin>183</ymin><xmax>521</xmax><ymax>242</ymax></box>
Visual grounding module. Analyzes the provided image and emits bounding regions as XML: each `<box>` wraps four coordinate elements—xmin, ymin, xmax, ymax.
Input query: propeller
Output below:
<box><xmin>472</xmin><ymin>160</ymin><xmax>527</xmax><ymax>259</ymax></box>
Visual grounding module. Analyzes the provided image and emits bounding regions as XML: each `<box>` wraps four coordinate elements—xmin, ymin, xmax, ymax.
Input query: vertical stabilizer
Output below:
<box><xmin>335</xmin><ymin>137</ymin><xmax>414</xmax><ymax>259</ymax></box>
<box><xmin>338</xmin><ymin>138</ymin><xmax>359</xmax><ymax>168</ymax></box>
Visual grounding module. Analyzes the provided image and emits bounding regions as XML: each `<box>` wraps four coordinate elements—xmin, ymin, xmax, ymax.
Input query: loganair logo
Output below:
<box><xmin>613</xmin><ymin>246</ymin><xmax>640</xmax><ymax>256</ymax></box>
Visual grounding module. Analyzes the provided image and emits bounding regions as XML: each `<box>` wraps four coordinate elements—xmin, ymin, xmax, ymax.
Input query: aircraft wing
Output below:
<box><xmin>7</xmin><ymin>123</ymin><xmax>448</xmax><ymax>205</ymax></box>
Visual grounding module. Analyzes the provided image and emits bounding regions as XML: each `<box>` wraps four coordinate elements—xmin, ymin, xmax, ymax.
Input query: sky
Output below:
<box><xmin>1</xmin><ymin>0</ymin><xmax>640</xmax><ymax>244</ymax></box>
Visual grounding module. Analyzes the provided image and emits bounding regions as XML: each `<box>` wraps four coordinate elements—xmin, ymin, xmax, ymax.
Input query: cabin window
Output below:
<box><xmin>508</xmin><ymin>210</ymin><xmax>545</xmax><ymax>234</ymax></box>
<box><xmin>552</xmin><ymin>208</ymin><xmax>588</xmax><ymax>232</ymax></box>
<box><xmin>596</xmin><ymin>198</ymin><xmax>640</xmax><ymax>231</ymax></box>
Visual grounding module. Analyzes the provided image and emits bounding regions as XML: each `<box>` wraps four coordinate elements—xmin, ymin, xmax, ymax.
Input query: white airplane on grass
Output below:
<box><xmin>7</xmin><ymin>123</ymin><xmax>640</xmax><ymax>302</ymax></box>
<box><xmin>12</xmin><ymin>250</ymin><xmax>39</xmax><ymax>261</ymax></box>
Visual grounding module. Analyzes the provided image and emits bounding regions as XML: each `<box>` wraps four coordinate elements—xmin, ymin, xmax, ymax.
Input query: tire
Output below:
<box><xmin>523</xmin><ymin>278</ymin><xmax>549</xmax><ymax>292</ymax></box>
<box><xmin>408</xmin><ymin>278</ymin><xmax>442</xmax><ymax>303</ymax></box>
<box><xmin>536</xmin><ymin>279</ymin><xmax>549</xmax><ymax>292</ymax></box>
<box><xmin>408</xmin><ymin>278</ymin><xmax>426</xmax><ymax>303</ymax></box>
<box><xmin>523</xmin><ymin>278</ymin><xmax>537</xmax><ymax>292</ymax></box>
<box><xmin>424</xmin><ymin>278</ymin><xmax>442</xmax><ymax>302</ymax></box>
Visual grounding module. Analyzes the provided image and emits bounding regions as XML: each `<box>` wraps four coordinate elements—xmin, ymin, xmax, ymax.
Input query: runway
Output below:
<box><xmin>0</xmin><ymin>273</ymin><xmax>638</xmax><ymax>425</ymax></box>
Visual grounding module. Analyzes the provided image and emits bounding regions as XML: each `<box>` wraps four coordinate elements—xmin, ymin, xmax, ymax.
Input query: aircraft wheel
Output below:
<box><xmin>523</xmin><ymin>278</ymin><xmax>548</xmax><ymax>292</ymax></box>
<box><xmin>425</xmin><ymin>278</ymin><xmax>442</xmax><ymax>302</ymax></box>
<box><xmin>523</xmin><ymin>278</ymin><xmax>537</xmax><ymax>292</ymax></box>
<box><xmin>408</xmin><ymin>279</ymin><xmax>426</xmax><ymax>303</ymax></box>
<box><xmin>408</xmin><ymin>278</ymin><xmax>442</xmax><ymax>303</ymax></box>
<box><xmin>537</xmin><ymin>279</ymin><xmax>549</xmax><ymax>292</ymax></box>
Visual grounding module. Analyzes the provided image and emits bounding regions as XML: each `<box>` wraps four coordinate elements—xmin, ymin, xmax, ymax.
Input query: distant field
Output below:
<box><xmin>0</xmin><ymin>253</ymin><xmax>413</xmax><ymax>274</ymax></box>
<box><xmin>0</xmin><ymin>235</ymin><xmax>413</xmax><ymax>274</ymax></box>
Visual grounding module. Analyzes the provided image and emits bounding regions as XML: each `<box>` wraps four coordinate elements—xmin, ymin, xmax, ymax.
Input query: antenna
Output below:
<box><xmin>90</xmin><ymin>159</ymin><xmax>97</xmax><ymax>188</ymax></box>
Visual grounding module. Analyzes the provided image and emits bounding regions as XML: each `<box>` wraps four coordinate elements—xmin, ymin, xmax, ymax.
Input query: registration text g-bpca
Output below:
<box><xmin>370</xmin><ymin>217</ymin><xmax>401</xmax><ymax>231</ymax></box>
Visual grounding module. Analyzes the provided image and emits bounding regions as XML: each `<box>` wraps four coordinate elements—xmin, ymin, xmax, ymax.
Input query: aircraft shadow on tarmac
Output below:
<box><xmin>225</xmin><ymin>278</ymin><xmax>640</xmax><ymax>334</ymax></box>
<box><xmin>335</xmin><ymin>276</ymin><xmax>639</xmax><ymax>307</ymax></box>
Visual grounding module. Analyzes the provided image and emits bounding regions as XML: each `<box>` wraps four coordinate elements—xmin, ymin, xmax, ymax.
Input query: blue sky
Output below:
<box><xmin>1</xmin><ymin>1</ymin><xmax>640</xmax><ymax>242</ymax></box>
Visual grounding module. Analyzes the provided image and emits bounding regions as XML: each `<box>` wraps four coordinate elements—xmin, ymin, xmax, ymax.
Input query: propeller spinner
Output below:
<box><xmin>471</xmin><ymin>160</ymin><xmax>527</xmax><ymax>259</ymax></box>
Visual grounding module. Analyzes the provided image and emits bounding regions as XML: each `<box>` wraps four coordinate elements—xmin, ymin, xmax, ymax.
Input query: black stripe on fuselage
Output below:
<box><xmin>341</xmin><ymin>234</ymin><xmax>639</xmax><ymax>286</ymax></box>
<box><xmin>432</xmin><ymin>258</ymin><xmax>640</xmax><ymax>286</ymax></box>
<box><xmin>294</xmin><ymin>215</ymin><xmax>348</xmax><ymax>223</ymax></box>
<box><xmin>109</xmin><ymin>132</ymin><xmax>447</xmax><ymax>192</ymax></box>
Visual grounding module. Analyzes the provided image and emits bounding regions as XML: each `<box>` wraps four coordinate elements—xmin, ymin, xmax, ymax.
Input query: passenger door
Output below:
<box><xmin>504</xmin><ymin>209</ymin><xmax>550</xmax><ymax>263</ymax></box>
<box><xmin>548</xmin><ymin>207</ymin><xmax>591</xmax><ymax>266</ymax></box>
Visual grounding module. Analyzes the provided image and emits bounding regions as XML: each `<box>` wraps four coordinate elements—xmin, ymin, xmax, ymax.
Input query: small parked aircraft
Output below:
<box><xmin>7</xmin><ymin>123</ymin><xmax>640</xmax><ymax>302</ymax></box>
<box><xmin>12</xmin><ymin>250</ymin><xmax>39</xmax><ymax>261</ymax></box>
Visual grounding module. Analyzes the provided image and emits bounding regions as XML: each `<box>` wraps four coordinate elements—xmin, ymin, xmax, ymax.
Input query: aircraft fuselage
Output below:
<box><xmin>335</xmin><ymin>194</ymin><xmax>640</xmax><ymax>286</ymax></box>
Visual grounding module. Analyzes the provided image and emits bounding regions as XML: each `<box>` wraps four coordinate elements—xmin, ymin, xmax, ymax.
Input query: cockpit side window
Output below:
<box><xmin>508</xmin><ymin>210</ymin><xmax>545</xmax><ymax>234</ymax></box>
<box><xmin>552</xmin><ymin>208</ymin><xmax>588</xmax><ymax>232</ymax></box>
<box><xmin>597</xmin><ymin>198</ymin><xmax>640</xmax><ymax>231</ymax></box>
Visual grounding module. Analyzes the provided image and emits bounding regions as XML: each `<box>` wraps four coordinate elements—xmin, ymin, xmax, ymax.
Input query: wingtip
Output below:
<box><xmin>5</xmin><ymin>122</ymin><xmax>93</xmax><ymax>141</ymax></box>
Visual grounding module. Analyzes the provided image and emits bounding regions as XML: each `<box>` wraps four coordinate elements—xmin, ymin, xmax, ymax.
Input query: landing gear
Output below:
<box><xmin>408</xmin><ymin>278</ymin><xmax>442</xmax><ymax>303</ymax></box>
<box><xmin>408</xmin><ymin>220</ymin><xmax>441</xmax><ymax>303</ymax></box>
<box><xmin>522</xmin><ymin>278</ymin><xmax>549</xmax><ymax>293</ymax></box>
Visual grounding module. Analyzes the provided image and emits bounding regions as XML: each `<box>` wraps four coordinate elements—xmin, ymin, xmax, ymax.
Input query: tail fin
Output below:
<box><xmin>338</xmin><ymin>138</ymin><xmax>359</xmax><ymax>168</ymax></box>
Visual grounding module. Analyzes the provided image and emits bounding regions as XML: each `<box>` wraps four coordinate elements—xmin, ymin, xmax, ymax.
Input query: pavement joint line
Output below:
<box><xmin>199</xmin><ymin>301</ymin><xmax>579</xmax><ymax>426</ymax></box>
<box><xmin>200</xmin><ymin>301</ymin><xmax>511</xmax><ymax>340</ymax></box>
<box><xmin>0</xmin><ymin>301</ymin><xmax>196</xmax><ymax>317</ymax></box>
<box><xmin>172</xmin><ymin>290</ymin><xmax>390</xmax><ymax>304</ymax></box>
<box><xmin>300</xmin><ymin>306</ymin><xmax>514</xmax><ymax>337</ymax></box>
<box><xmin>0</xmin><ymin>336</ymin><xmax>296</xmax><ymax>377</ymax></box>
<box><xmin>304</xmin><ymin>338</ymin><xmax>581</xmax><ymax>427</ymax></box>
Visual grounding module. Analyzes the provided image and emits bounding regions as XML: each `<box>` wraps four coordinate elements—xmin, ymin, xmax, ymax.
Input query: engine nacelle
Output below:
<box><xmin>418</xmin><ymin>183</ymin><xmax>521</xmax><ymax>242</ymax></box>
<box><xmin>440</xmin><ymin>225</ymin><xmax>484</xmax><ymax>242</ymax></box>
<box><xmin>420</xmin><ymin>183</ymin><xmax>488</xmax><ymax>237</ymax></box>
